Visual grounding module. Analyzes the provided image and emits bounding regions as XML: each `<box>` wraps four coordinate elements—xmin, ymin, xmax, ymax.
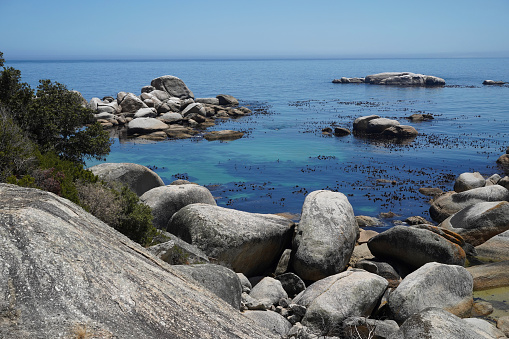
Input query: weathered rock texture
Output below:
<box><xmin>367</xmin><ymin>225</ymin><xmax>466</xmax><ymax>269</ymax></box>
<box><xmin>0</xmin><ymin>184</ymin><xmax>274</xmax><ymax>339</ymax></box>
<box><xmin>467</xmin><ymin>261</ymin><xmax>509</xmax><ymax>291</ymax></box>
<box><xmin>88</xmin><ymin>162</ymin><xmax>165</xmax><ymax>196</ymax></box>
<box><xmin>475</xmin><ymin>229</ymin><xmax>509</xmax><ymax>262</ymax></box>
<box><xmin>387</xmin><ymin>308</ymin><xmax>499</xmax><ymax>339</ymax></box>
<box><xmin>388</xmin><ymin>262</ymin><xmax>473</xmax><ymax>323</ymax></box>
<box><xmin>292</xmin><ymin>190</ymin><xmax>358</xmax><ymax>281</ymax></box>
<box><xmin>151</xmin><ymin>75</ymin><xmax>194</xmax><ymax>99</ymax></box>
<box><xmin>429</xmin><ymin>185</ymin><xmax>509</xmax><ymax>223</ymax></box>
<box><xmin>140</xmin><ymin>184</ymin><xmax>217</xmax><ymax>230</ymax></box>
<box><xmin>294</xmin><ymin>269</ymin><xmax>388</xmax><ymax>336</ymax></box>
<box><xmin>454</xmin><ymin>172</ymin><xmax>486</xmax><ymax>193</ymax></box>
<box><xmin>167</xmin><ymin>204</ymin><xmax>294</xmax><ymax>276</ymax></box>
<box><xmin>364</xmin><ymin>72</ymin><xmax>445</xmax><ymax>86</ymax></box>
<box><xmin>440</xmin><ymin>201</ymin><xmax>509</xmax><ymax>246</ymax></box>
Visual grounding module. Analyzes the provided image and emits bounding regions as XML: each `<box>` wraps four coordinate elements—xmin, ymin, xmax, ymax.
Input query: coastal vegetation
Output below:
<box><xmin>0</xmin><ymin>52</ymin><xmax>157</xmax><ymax>246</ymax></box>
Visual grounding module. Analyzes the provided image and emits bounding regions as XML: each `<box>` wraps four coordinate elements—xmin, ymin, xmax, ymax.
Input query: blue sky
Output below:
<box><xmin>1</xmin><ymin>0</ymin><xmax>508</xmax><ymax>60</ymax></box>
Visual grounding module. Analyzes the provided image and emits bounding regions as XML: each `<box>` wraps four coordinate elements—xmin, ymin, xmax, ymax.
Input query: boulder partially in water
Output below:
<box><xmin>364</xmin><ymin>72</ymin><xmax>445</xmax><ymax>86</ymax></box>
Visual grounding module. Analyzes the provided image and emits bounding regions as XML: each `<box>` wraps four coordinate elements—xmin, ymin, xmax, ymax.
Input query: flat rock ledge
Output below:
<box><xmin>333</xmin><ymin>72</ymin><xmax>445</xmax><ymax>87</ymax></box>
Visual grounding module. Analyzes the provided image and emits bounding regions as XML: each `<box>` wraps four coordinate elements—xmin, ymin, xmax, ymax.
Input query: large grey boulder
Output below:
<box><xmin>134</xmin><ymin>107</ymin><xmax>157</xmax><ymax>118</ymax></box>
<box><xmin>440</xmin><ymin>201</ymin><xmax>509</xmax><ymax>246</ymax></box>
<box><xmin>243</xmin><ymin>311</ymin><xmax>292</xmax><ymax>337</ymax></box>
<box><xmin>387</xmin><ymin>308</ymin><xmax>498</xmax><ymax>339</ymax></box>
<box><xmin>294</xmin><ymin>269</ymin><xmax>388</xmax><ymax>336</ymax></box>
<box><xmin>381</xmin><ymin>125</ymin><xmax>418</xmax><ymax>138</ymax></box>
<box><xmin>367</xmin><ymin>225</ymin><xmax>466</xmax><ymax>269</ymax></box>
<box><xmin>353</xmin><ymin>115</ymin><xmax>380</xmax><ymax>134</ymax></box>
<box><xmin>454</xmin><ymin>172</ymin><xmax>486</xmax><ymax>193</ymax></box>
<box><xmin>463</xmin><ymin>318</ymin><xmax>508</xmax><ymax>339</ymax></box>
<box><xmin>181</xmin><ymin>102</ymin><xmax>206</xmax><ymax>117</ymax></box>
<box><xmin>364</xmin><ymin>72</ymin><xmax>445</xmax><ymax>86</ymax></box>
<box><xmin>429</xmin><ymin>185</ymin><xmax>509</xmax><ymax>222</ymax></box>
<box><xmin>292</xmin><ymin>190</ymin><xmax>358</xmax><ymax>281</ymax></box>
<box><xmin>216</xmin><ymin>94</ymin><xmax>239</xmax><ymax>106</ymax></box>
<box><xmin>167</xmin><ymin>204</ymin><xmax>294</xmax><ymax>276</ymax></box>
<box><xmin>0</xmin><ymin>184</ymin><xmax>274</xmax><ymax>339</ymax></box>
<box><xmin>249</xmin><ymin>277</ymin><xmax>288</xmax><ymax>308</ymax></box>
<box><xmin>89</xmin><ymin>162</ymin><xmax>164</xmax><ymax>196</ymax></box>
<box><xmin>172</xmin><ymin>264</ymin><xmax>242</xmax><ymax>310</ymax></box>
<box><xmin>366</xmin><ymin>118</ymin><xmax>400</xmax><ymax>134</ymax></box>
<box><xmin>119</xmin><ymin>92</ymin><xmax>148</xmax><ymax>113</ymax></box>
<box><xmin>146</xmin><ymin>232</ymin><xmax>209</xmax><ymax>265</ymax></box>
<box><xmin>127</xmin><ymin>117</ymin><xmax>169</xmax><ymax>135</ymax></box>
<box><xmin>388</xmin><ymin>262</ymin><xmax>473</xmax><ymax>323</ymax></box>
<box><xmin>159</xmin><ymin>112</ymin><xmax>183</xmax><ymax>123</ymax></box>
<box><xmin>151</xmin><ymin>75</ymin><xmax>194</xmax><ymax>99</ymax></box>
<box><xmin>195</xmin><ymin>97</ymin><xmax>220</xmax><ymax>105</ymax></box>
<box><xmin>140</xmin><ymin>184</ymin><xmax>217</xmax><ymax>230</ymax></box>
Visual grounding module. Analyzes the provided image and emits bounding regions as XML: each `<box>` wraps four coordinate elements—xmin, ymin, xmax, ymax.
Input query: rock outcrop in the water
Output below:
<box><xmin>0</xmin><ymin>184</ymin><xmax>273</xmax><ymax>339</ymax></box>
<box><xmin>333</xmin><ymin>72</ymin><xmax>445</xmax><ymax>87</ymax></box>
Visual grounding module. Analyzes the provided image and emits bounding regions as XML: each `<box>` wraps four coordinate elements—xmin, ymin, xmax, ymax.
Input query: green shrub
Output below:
<box><xmin>77</xmin><ymin>181</ymin><xmax>158</xmax><ymax>246</ymax></box>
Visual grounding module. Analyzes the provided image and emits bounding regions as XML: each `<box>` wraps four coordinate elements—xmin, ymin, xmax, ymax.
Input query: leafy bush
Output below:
<box><xmin>77</xmin><ymin>181</ymin><xmax>158</xmax><ymax>246</ymax></box>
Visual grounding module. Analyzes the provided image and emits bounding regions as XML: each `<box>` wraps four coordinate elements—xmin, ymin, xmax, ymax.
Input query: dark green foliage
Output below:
<box><xmin>0</xmin><ymin>106</ymin><xmax>38</xmax><ymax>181</ymax></box>
<box><xmin>77</xmin><ymin>181</ymin><xmax>158</xmax><ymax>246</ymax></box>
<box><xmin>0</xmin><ymin>52</ymin><xmax>155</xmax><ymax>247</ymax></box>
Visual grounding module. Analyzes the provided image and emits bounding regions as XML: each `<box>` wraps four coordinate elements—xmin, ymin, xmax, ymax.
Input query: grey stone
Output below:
<box><xmin>381</xmin><ymin>125</ymin><xmax>418</xmax><ymax>138</ymax></box>
<box><xmin>140</xmin><ymin>184</ymin><xmax>217</xmax><ymax>230</ymax></box>
<box><xmin>151</xmin><ymin>75</ymin><xmax>194</xmax><ymax>99</ymax></box>
<box><xmin>353</xmin><ymin>115</ymin><xmax>380</xmax><ymax>134</ymax></box>
<box><xmin>274</xmin><ymin>248</ymin><xmax>292</xmax><ymax>275</ymax></box>
<box><xmin>464</xmin><ymin>318</ymin><xmax>507</xmax><ymax>338</ymax></box>
<box><xmin>368</xmin><ymin>225</ymin><xmax>466</xmax><ymax>268</ymax></box>
<box><xmin>134</xmin><ymin>107</ymin><xmax>157</xmax><ymax>118</ymax></box>
<box><xmin>237</xmin><ymin>273</ymin><xmax>252</xmax><ymax>293</ymax></box>
<box><xmin>141</xmin><ymin>85</ymin><xmax>155</xmax><ymax>93</ymax></box>
<box><xmin>203</xmin><ymin>130</ymin><xmax>244</xmax><ymax>141</ymax></box>
<box><xmin>87</xmin><ymin>97</ymin><xmax>102</xmax><ymax>111</ymax></box>
<box><xmin>159</xmin><ymin>112</ymin><xmax>183</xmax><ymax>123</ymax></box>
<box><xmin>167</xmin><ymin>204</ymin><xmax>294</xmax><ymax>276</ymax></box>
<box><xmin>387</xmin><ymin>308</ymin><xmax>498</xmax><ymax>339</ymax></box>
<box><xmin>332</xmin><ymin>77</ymin><xmax>365</xmax><ymax>83</ymax></box>
<box><xmin>172</xmin><ymin>264</ymin><xmax>242</xmax><ymax>310</ymax></box>
<box><xmin>429</xmin><ymin>185</ymin><xmax>509</xmax><ymax>222</ymax></box>
<box><xmin>483</xmin><ymin>80</ymin><xmax>506</xmax><ymax>85</ymax></box>
<box><xmin>334</xmin><ymin>127</ymin><xmax>351</xmax><ymax>136</ymax></box>
<box><xmin>146</xmin><ymin>232</ymin><xmax>209</xmax><ymax>265</ymax></box>
<box><xmin>216</xmin><ymin>94</ymin><xmax>239</xmax><ymax>106</ymax></box>
<box><xmin>467</xmin><ymin>261</ymin><xmax>509</xmax><ymax>291</ymax></box>
<box><xmin>95</xmin><ymin>112</ymin><xmax>115</xmax><ymax>120</ymax></box>
<box><xmin>355</xmin><ymin>215</ymin><xmax>382</xmax><ymax>227</ymax></box>
<box><xmin>119</xmin><ymin>92</ymin><xmax>148</xmax><ymax>113</ymax></box>
<box><xmin>497</xmin><ymin>316</ymin><xmax>509</xmax><ymax>337</ymax></box>
<box><xmin>349</xmin><ymin>243</ymin><xmax>375</xmax><ymax>266</ymax></box>
<box><xmin>195</xmin><ymin>97</ymin><xmax>220</xmax><ymax>105</ymax></box>
<box><xmin>454</xmin><ymin>172</ymin><xmax>486</xmax><ymax>193</ymax></box>
<box><xmin>440</xmin><ymin>201</ymin><xmax>509</xmax><ymax>246</ymax></box>
<box><xmin>275</xmin><ymin>272</ymin><xmax>306</xmax><ymax>298</ymax></box>
<box><xmin>292</xmin><ymin>190</ymin><xmax>358</xmax><ymax>281</ymax></box>
<box><xmin>388</xmin><ymin>262</ymin><xmax>473</xmax><ymax>323</ymax></box>
<box><xmin>343</xmin><ymin>317</ymin><xmax>399</xmax><ymax>339</ymax></box>
<box><xmin>365</xmin><ymin>72</ymin><xmax>445</xmax><ymax>87</ymax></box>
<box><xmin>242</xmin><ymin>292</ymin><xmax>266</xmax><ymax>310</ymax></box>
<box><xmin>249</xmin><ymin>277</ymin><xmax>288</xmax><ymax>308</ymax></box>
<box><xmin>475</xmin><ymin>229</ymin><xmax>509</xmax><ymax>262</ymax></box>
<box><xmin>181</xmin><ymin>103</ymin><xmax>206</xmax><ymax>117</ymax></box>
<box><xmin>0</xmin><ymin>184</ymin><xmax>274</xmax><ymax>339</ymax></box>
<box><xmin>354</xmin><ymin>259</ymin><xmax>401</xmax><ymax>282</ymax></box>
<box><xmin>366</xmin><ymin>118</ymin><xmax>400</xmax><ymax>134</ymax></box>
<box><xmin>243</xmin><ymin>310</ymin><xmax>292</xmax><ymax>337</ymax></box>
<box><xmin>150</xmin><ymin>89</ymin><xmax>171</xmax><ymax>102</ymax></box>
<box><xmin>486</xmin><ymin>174</ymin><xmax>502</xmax><ymax>186</ymax></box>
<box><xmin>296</xmin><ymin>269</ymin><xmax>388</xmax><ymax>336</ymax></box>
<box><xmin>127</xmin><ymin>117</ymin><xmax>169</xmax><ymax>135</ymax></box>
<box><xmin>89</xmin><ymin>162</ymin><xmax>164</xmax><ymax>196</ymax></box>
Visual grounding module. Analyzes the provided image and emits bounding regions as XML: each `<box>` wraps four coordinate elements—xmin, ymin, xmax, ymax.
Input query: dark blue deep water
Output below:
<box><xmin>8</xmin><ymin>58</ymin><xmax>509</xmax><ymax>221</ymax></box>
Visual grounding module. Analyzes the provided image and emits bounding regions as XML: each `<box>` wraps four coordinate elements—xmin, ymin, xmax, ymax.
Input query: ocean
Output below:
<box><xmin>7</xmin><ymin>58</ymin><xmax>509</xmax><ymax>222</ymax></box>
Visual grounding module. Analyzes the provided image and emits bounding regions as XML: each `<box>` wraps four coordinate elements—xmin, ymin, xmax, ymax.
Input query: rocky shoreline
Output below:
<box><xmin>2</xmin><ymin>72</ymin><xmax>509</xmax><ymax>338</ymax></box>
<box><xmin>4</xmin><ymin>160</ymin><xmax>508</xmax><ymax>338</ymax></box>
<box><xmin>86</xmin><ymin>75</ymin><xmax>252</xmax><ymax>141</ymax></box>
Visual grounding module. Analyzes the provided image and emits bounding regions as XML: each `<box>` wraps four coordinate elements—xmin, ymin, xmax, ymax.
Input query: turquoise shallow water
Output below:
<box><xmin>8</xmin><ymin>58</ymin><xmax>509</xmax><ymax>219</ymax></box>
